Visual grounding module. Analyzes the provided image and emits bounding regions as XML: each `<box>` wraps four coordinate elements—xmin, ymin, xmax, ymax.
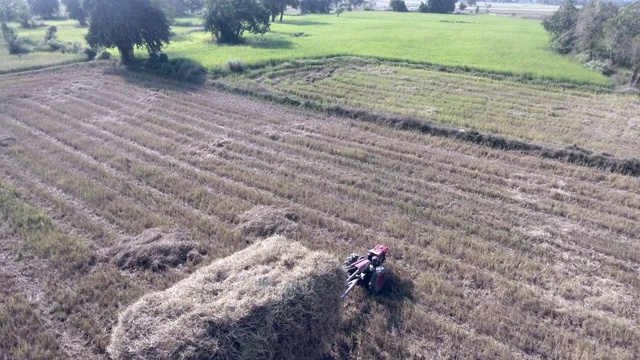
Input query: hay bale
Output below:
<box><xmin>237</xmin><ymin>205</ymin><xmax>299</xmax><ymax>237</ymax></box>
<box><xmin>108</xmin><ymin>236</ymin><xmax>344</xmax><ymax>360</ymax></box>
<box><xmin>106</xmin><ymin>228</ymin><xmax>206</xmax><ymax>271</ymax></box>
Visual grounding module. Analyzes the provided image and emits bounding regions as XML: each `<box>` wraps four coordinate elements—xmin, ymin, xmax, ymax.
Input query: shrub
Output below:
<box><xmin>389</xmin><ymin>0</ymin><xmax>408</xmax><ymax>12</ymax></box>
<box><xmin>85</xmin><ymin>48</ymin><xmax>97</xmax><ymax>60</ymax></box>
<box><xmin>2</xmin><ymin>23</ymin><xmax>32</xmax><ymax>54</ymax></box>
<box><xmin>96</xmin><ymin>50</ymin><xmax>112</xmax><ymax>60</ymax></box>
<box><xmin>228</xmin><ymin>59</ymin><xmax>245</xmax><ymax>73</ymax></box>
<box><xmin>418</xmin><ymin>1</ymin><xmax>429</xmax><ymax>12</ymax></box>
<box><xmin>584</xmin><ymin>59</ymin><xmax>612</xmax><ymax>75</ymax></box>
<box><xmin>150</xmin><ymin>57</ymin><xmax>207</xmax><ymax>83</ymax></box>
<box><xmin>44</xmin><ymin>25</ymin><xmax>57</xmax><ymax>41</ymax></box>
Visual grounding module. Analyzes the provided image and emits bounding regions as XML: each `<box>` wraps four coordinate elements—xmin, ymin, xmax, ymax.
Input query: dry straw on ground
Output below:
<box><xmin>108</xmin><ymin>236</ymin><xmax>344</xmax><ymax>360</ymax></box>
<box><xmin>105</xmin><ymin>228</ymin><xmax>206</xmax><ymax>271</ymax></box>
<box><xmin>237</xmin><ymin>205</ymin><xmax>299</xmax><ymax>237</ymax></box>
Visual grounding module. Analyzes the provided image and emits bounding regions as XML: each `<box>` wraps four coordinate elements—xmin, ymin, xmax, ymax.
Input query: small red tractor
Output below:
<box><xmin>341</xmin><ymin>244</ymin><xmax>389</xmax><ymax>299</ymax></box>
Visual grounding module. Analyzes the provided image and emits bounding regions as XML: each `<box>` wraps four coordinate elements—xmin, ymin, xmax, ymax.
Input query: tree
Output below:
<box><xmin>0</xmin><ymin>0</ymin><xmax>30</xmax><ymax>27</ymax></box>
<box><xmin>389</xmin><ymin>0</ymin><xmax>407</xmax><ymax>12</ymax></box>
<box><xmin>264</xmin><ymin>0</ymin><xmax>298</xmax><ymax>22</ymax></box>
<box><xmin>459</xmin><ymin>1</ymin><xmax>467</xmax><ymax>11</ymax></box>
<box><xmin>335</xmin><ymin>1</ymin><xmax>344</xmax><ymax>16</ymax></box>
<box><xmin>542</xmin><ymin>0</ymin><xmax>579</xmax><ymax>53</ymax></box>
<box><xmin>203</xmin><ymin>0</ymin><xmax>269</xmax><ymax>44</ymax></box>
<box><xmin>299</xmin><ymin>0</ymin><xmax>334</xmax><ymax>14</ymax></box>
<box><xmin>27</xmin><ymin>0</ymin><xmax>58</xmax><ymax>19</ymax></box>
<box><xmin>61</xmin><ymin>0</ymin><xmax>86</xmax><ymax>25</ymax></box>
<box><xmin>84</xmin><ymin>0</ymin><xmax>171</xmax><ymax>63</ymax></box>
<box><xmin>428</xmin><ymin>0</ymin><xmax>456</xmax><ymax>13</ymax></box>
<box><xmin>418</xmin><ymin>1</ymin><xmax>428</xmax><ymax>12</ymax></box>
<box><xmin>164</xmin><ymin>0</ymin><xmax>204</xmax><ymax>16</ymax></box>
<box><xmin>575</xmin><ymin>0</ymin><xmax>618</xmax><ymax>55</ymax></box>
<box><xmin>604</xmin><ymin>1</ymin><xmax>640</xmax><ymax>85</ymax></box>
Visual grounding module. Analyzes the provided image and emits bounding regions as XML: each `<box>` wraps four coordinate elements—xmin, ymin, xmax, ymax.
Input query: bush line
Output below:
<box><xmin>220</xmin><ymin>55</ymin><xmax>616</xmax><ymax>92</ymax></box>
<box><xmin>212</xmin><ymin>81</ymin><xmax>640</xmax><ymax>177</ymax></box>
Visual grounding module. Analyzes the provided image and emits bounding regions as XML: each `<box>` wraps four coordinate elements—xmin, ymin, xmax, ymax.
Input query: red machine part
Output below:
<box><xmin>341</xmin><ymin>244</ymin><xmax>390</xmax><ymax>299</ymax></box>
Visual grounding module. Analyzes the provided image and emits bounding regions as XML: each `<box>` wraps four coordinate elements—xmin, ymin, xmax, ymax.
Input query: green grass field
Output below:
<box><xmin>167</xmin><ymin>12</ymin><xmax>608</xmax><ymax>85</ymax></box>
<box><xmin>1</xmin><ymin>12</ymin><xmax>609</xmax><ymax>85</ymax></box>
<box><xmin>0</xmin><ymin>22</ymin><xmax>86</xmax><ymax>74</ymax></box>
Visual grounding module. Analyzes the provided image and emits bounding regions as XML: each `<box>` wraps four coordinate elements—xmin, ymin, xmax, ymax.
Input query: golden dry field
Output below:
<box><xmin>1</xmin><ymin>63</ymin><xmax>640</xmax><ymax>359</ymax></box>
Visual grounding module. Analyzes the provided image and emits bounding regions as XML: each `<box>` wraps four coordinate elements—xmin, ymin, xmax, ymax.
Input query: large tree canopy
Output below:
<box><xmin>543</xmin><ymin>0</ymin><xmax>640</xmax><ymax>85</ymax></box>
<box><xmin>62</xmin><ymin>0</ymin><xmax>87</xmax><ymax>26</ymax></box>
<box><xmin>203</xmin><ymin>0</ymin><xmax>269</xmax><ymax>44</ymax></box>
<box><xmin>27</xmin><ymin>0</ymin><xmax>57</xmax><ymax>19</ymax></box>
<box><xmin>0</xmin><ymin>0</ymin><xmax>30</xmax><ymax>27</ymax></box>
<box><xmin>575</xmin><ymin>0</ymin><xmax>618</xmax><ymax>54</ymax></box>
<box><xmin>263</xmin><ymin>0</ymin><xmax>297</xmax><ymax>22</ymax></box>
<box><xmin>85</xmin><ymin>0</ymin><xmax>171</xmax><ymax>63</ymax></box>
<box><xmin>299</xmin><ymin>0</ymin><xmax>334</xmax><ymax>14</ymax></box>
<box><xmin>428</xmin><ymin>0</ymin><xmax>455</xmax><ymax>13</ymax></box>
<box><xmin>542</xmin><ymin>0</ymin><xmax>578</xmax><ymax>53</ymax></box>
<box><xmin>605</xmin><ymin>1</ymin><xmax>640</xmax><ymax>84</ymax></box>
<box><xmin>0</xmin><ymin>0</ymin><xmax>26</xmax><ymax>21</ymax></box>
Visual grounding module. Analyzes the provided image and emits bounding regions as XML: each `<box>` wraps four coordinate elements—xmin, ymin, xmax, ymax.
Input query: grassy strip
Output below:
<box><xmin>0</xmin><ymin>180</ymin><xmax>91</xmax><ymax>272</ymax></box>
<box><xmin>0</xmin><ymin>294</ymin><xmax>65</xmax><ymax>360</ymax></box>
<box><xmin>218</xmin><ymin>55</ymin><xmax>616</xmax><ymax>91</ymax></box>
<box><xmin>0</xmin><ymin>57</ymin><xmax>87</xmax><ymax>76</ymax></box>
<box><xmin>212</xmin><ymin>81</ymin><xmax>640</xmax><ymax>177</ymax></box>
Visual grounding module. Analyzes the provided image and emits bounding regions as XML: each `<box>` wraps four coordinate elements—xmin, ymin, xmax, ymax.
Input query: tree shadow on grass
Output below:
<box><xmin>245</xmin><ymin>37</ymin><xmax>294</xmax><ymax>50</ymax></box>
<box><xmin>280</xmin><ymin>19</ymin><xmax>331</xmax><ymax>26</ymax></box>
<box><xmin>102</xmin><ymin>58</ymin><xmax>207</xmax><ymax>93</ymax></box>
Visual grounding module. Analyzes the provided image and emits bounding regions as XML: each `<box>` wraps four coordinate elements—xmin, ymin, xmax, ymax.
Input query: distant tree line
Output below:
<box><xmin>543</xmin><ymin>0</ymin><xmax>640</xmax><ymax>85</ymax></box>
<box><xmin>390</xmin><ymin>0</ymin><xmax>458</xmax><ymax>13</ymax></box>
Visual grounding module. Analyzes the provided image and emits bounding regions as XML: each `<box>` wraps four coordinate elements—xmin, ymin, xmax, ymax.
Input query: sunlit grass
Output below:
<box><xmin>1</xmin><ymin>12</ymin><xmax>609</xmax><ymax>84</ymax></box>
<box><xmin>165</xmin><ymin>12</ymin><xmax>608</xmax><ymax>85</ymax></box>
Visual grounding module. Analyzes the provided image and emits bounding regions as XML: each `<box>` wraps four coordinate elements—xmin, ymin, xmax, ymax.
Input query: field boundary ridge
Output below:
<box><xmin>212</xmin><ymin>79</ymin><xmax>640</xmax><ymax>177</ymax></box>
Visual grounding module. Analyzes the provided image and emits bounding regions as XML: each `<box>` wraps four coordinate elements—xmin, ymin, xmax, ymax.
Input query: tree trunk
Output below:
<box><xmin>118</xmin><ymin>45</ymin><xmax>134</xmax><ymax>64</ymax></box>
<box><xmin>631</xmin><ymin>67</ymin><xmax>639</xmax><ymax>86</ymax></box>
<box><xmin>279</xmin><ymin>6</ymin><xmax>285</xmax><ymax>22</ymax></box>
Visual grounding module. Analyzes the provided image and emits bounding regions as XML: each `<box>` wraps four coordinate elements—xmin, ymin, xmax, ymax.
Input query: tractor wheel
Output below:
<box><xmin>368</xmin><ymin>266</ymin><xmax>389</xmax><ymax>295</ymax></box>
<box><xmin>343</xmin><ymin>253</ymin><xmax>361</xmax><ymax>267</ymax></box>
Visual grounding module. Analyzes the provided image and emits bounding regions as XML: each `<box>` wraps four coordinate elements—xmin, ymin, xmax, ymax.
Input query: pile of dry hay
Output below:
<box><xmin>108</xmin><ymin>236</ymin><xmax>344</xmax><ymax>360</ymax></box>
<box><xmin>236</xmin><ymin>205</ymin><xmax>299</xmax><ymax>237</ymax></box>
<box><xmin>104</xmin><ymin>228</ymin><xmax>206</xmax><ymax>271</ymax></box>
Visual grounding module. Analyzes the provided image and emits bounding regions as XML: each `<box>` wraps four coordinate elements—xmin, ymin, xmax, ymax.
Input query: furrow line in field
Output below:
<box><xmin>20</xmin><ymin>82</ymin><xmax>640</xmax><ymax>272</ymax></box>
<box><xmin>8</xmin><ymin>97</ymin><xmax>390</xmax><ymax>249</ymax></box>
<box><xmin>2</xmin><ymin>105</ymin><xmax>244</xmax><ymax>246</ymax></box>
<box><xmin>11</xmin><ymin>76</ymin><xmax>640</xmax><ymax>268</ymax></box>
<box><xmin>46</xmin><ymin>87</ymin><xmax>640</xmax><ymax>266</ymax></box>
<box><xmin>0</xmin><ymin>151</ymin><xmax>116</xmax><ymax>245</ymax></box>
<box><xmin>5</xmin><ymin>97</ymin><xmax>258</xmax><ymax>215</ymax></box>
<box><xmin>17</xmin><ymin>93</ymin><xmax>604</xmax><ymax>304</ymax></box>
<box><xmin>46</xmin><ymin>92</ymin><xmax>640</xmax><ymax>306</ymax></box>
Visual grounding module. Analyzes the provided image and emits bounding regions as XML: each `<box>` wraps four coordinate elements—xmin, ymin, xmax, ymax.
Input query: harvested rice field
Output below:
<box><xmin>1</xmin><ymin>63</ymin><xmax>640</xmax><ymax>359</ymax></box>
<box><xmin>223</xmin><ymin>58</ymin><xmax>640</xmax><ymax>158</ymax></box>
